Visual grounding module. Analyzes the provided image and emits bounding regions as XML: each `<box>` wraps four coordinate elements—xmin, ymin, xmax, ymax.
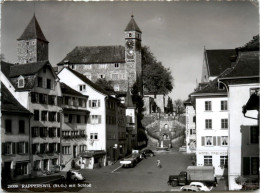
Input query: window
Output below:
<box><xmin>112</xmin><ymin>74</ymin><xmax>119</xmax><ymax>80</ymax></box>
<box><xmin>15</xmin><ymin>162</ymin><xmax>28</xmax><ymax>175</ymax></box>
<box><xmin>49</xmin><ymin>143</ymin><xmax>57</xmax><ymax>153</ymax></box>
<box><xmin>221</xmin><ymin>119</ymin><xmax>228</xmax><ymax>129</ymax></box>
<box><xmin>19</xmin><ymin>120</ymin><xmax>25</xmax><ymax>134</ymax></box>
<box><xmin>40</xmin><ymin>127</ymin><xmax>48</xmax><ymax>138</ymax></box>
<box><xmin>5</xmin><ymin>119</ymin><xmax>12</xmax><ymax>133</ymax></box>
<box><xmin>37</xmin><ymin>77</ymin><xmax>43</xmax><ymax>87</ymax></box>
<box><xmin>18</xmin><ymin>76</ymin><xmax>24</xmax><ymax>88</ymax></box>
<box><xmin>89</xmin><ymin>100</ymin><xmax>100</xmax><ymax>108</ymax></box>
<box><xmin>34</xmin><ymin>110</ymin><xmax>39</xmax><ymax>121</ymax></box>
<box><xmin>79</xmin><ymin>145</ymin><xmax>87</xmax><ymax>153</ymax></box>
<box><xmin>205</xmin><ymin>119</ymin><xmax>212</xmax><ymax>129</ymax></box>
<box><xmin>31</xmin><ymin>92</ymin><xmax>39</xmax><ymax>103</ymax></box>
<box><xmin>48</xmin><ymin>127</ymin><xmax>57</xmax><ymax>137</ymax></box>
<box><xmin>41</xmin><ymin>111</ymin><xmax>48</xmax><ymax>121</ymax></box>
<box><xmin>62</xmin><ymin>146</ymin><xmax>70</xmax><ymax>154</ymax></box>
<box><xmin>205</xmin><ymin>101</ymin><xmax>212</xmax><ymax>111</ymax></box>
<box><xmin>69</xmin><ymin>114</ymin><xmax>73</xmax><ymax>123</ymax></box>
<box><xmin>90</xmin><ymin>133</ymin><xmax>98</xmax><ymax>140</ymax></box>
<box><xmin>32</xmin><ymin>143</ymin><xmax>40</xmax><ymax>154</ymax></box>
<box><xmin>204</xmin><ymin>156</ymin><xmax>212</xmax><ymax>166</ymax></box>
<box><xmin>250</xmin><ymin>126</ymin><xmax>259</xmax><ymax>144</ymax></box>
<box><xmin>77</xmin><ymin>115</ymin><xmax>81</xmax><ymax>123</ymax></box>
<box><xmin>40</xmin><ymin>143</ymin><xmax>48</xmax><ymax>154</ymax></box>
<box><xmin>129</xmin><ymin>33</ymin><xmax>132</xmax><ymax>37</ymax></box>
<box><xmin>48</xmin><ymin>112</ymin><xmax>56</xmax><ymax>122</ymax></box>
<box><xmin>99</xmin><ymin>64</ymin><xmax>107</xmax><ymax>69</ymax></box>
<box><xmin>221</xmin><ymin>136</ymin><xmax>228</xmax><ymax>146</ymax></box>
<box><xmin>79</xmin><ymin>84</ymin><xmax>86</xmax><ymax>91</ymax></box>
<box><xmin>221</xmin><ymin>101</ymin><xmax>228</xmax><ymax>111</ymax></box>
<box><xmin>90</xmin><ymin>115</ymin><xmax>101</xmax><ymax>124</ymax></box>
<box><xmin>115</xmin><ymin>63</ymin><xmax>119</xmax><ymax>68</ymax></box>
<box><xmin>47</xmin><ymin>79</ymin><xmax>52</xmax><ymax>89</ymax></box>
<box><xmin>48</xmin><ymin>95</ymin><xmax>55</xmax><ymax>105</ymax></box>
<box><xmin>32</xmin><ymin>127</ymin><xmax>40</xmax><ymax>137</ymax></box>
<box><xmin>39</xmin><ymin>94</ymin><xmax>47</xmax><ymax>104</ymax></box>
<box><xmin>220</xmin><ymin>156</ymin><xmax>228</xmax><ymax>168</ymax></box>
<box><xmin>17</xmin><ymin>142</ymin><xmax>28</xmax><ymax>154</ymax></box>
<box><xmin>2</xmin><ymin>142</ymin><xmax>15</xmax><ymax>155</ymax></box>
<box><xmin>204</xmin><ymin>136</ymin><xmax>213</xmax><ymax>146</ymax></box>
<box><xmin>243</xmin><ymin>157</ymin><xmax>259</xmax><ymax>175</ymax></box>
<box><xmin>114</xmin><ymin>84</ymin><xmax>120</xmax><ymax>91</ymax></box>
<box><xmin>33</xmin><ymin>160</ymin><xmax>40</xmax><ymax>170</ymax></box>
<box><xmin>57</xmin><ymin>113</ymin><xmax>61</xmax><ymax>123</ymax></box>
<box><xmin>99</xmin><ymin>74</ymin><xmax>105</xmax><ymax>79</ymax></box>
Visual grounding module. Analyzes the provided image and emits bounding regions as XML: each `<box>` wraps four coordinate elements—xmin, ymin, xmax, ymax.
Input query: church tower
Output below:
<box><xmin>124</xmin><ymin>15</ymin><xmax>142</xmax><ymax>92</ymax></box>
<box><xmin>17</xmin><ymin>15</ymin><xmax>49</xmax><ymax>64</ymax></box>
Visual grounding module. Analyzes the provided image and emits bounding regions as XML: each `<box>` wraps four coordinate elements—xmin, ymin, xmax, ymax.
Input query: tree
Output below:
<box><xmin>173</xmin><ymin>99</ymin><xmax>185</xmax><ymax>117</ymax></box>
<box><xmin>95</xmin><ymin>78</ymin><xmax>114</xmax><ymax>92</ymax></box>
<box><xmin>166</xmin><ymin>97</ymin><xmax>174</xmax><ymax>114</ymax></box>
<box><xmin>142</xmin><ymin>46</ymin><xmax>174</xmax><ymax>95</ymax></box>
<box><xmin>131</xmin><ymin>82</ymin><xmax>144</xmax><ymax>125</ymax></box>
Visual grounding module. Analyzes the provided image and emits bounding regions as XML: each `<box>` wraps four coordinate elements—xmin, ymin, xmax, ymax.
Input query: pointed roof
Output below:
<box><xmin>17</xmin><ymin>15</ymin><xmax>49</xmax><ymax>43</ymax></box>
<box><xmin>125</xmin><ymin>86</ymin><xmax>135</xmax><ymax>108</ymax></box>
<box><xmin>125</xmin><ymin>15</ymin><xmax>142</xmax><ymax>33</ymax></box>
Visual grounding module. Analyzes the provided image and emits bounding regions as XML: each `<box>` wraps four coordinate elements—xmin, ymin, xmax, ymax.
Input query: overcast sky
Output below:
<box><xmin>1</xmin><ymin>1</ymin><xmax>259</xmax><ymax>101</ymax></box>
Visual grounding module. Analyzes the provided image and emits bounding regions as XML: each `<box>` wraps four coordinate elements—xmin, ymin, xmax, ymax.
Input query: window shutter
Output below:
<box><xmin>201</xmin><ymin>137</ymin><xmax>205</xmax><ymax>146</ymax></box>
<box><xmin>98</xmin><ymin>115</ymin><xmax>101</xmax><ymax>123</ymax></box>
<box><xmin>25</xmin><ymin>142</ymin><xmax>29</xmax><ymax>154</ymax></box>
<box><xmin>217</xmin><ymin>137</ymin><xmax>221</xmax><ymax>146</ymax></box>
<box><xmin>89</xmin><ymin>100</ymin><xmax>92</xmax><ymax>108</ymax></box>
<box><xmin>13</xmin><ymin>142</ymin><xmax>17</xmax><ymax>154</ymax></box>
<box><xmin>98</xmin><ymin>100</ymin><xmax>100</xmax><ymax>107</ymax></box>
<box><xmin>49</xmin><ymin>127</ymin><xmax>52</xmax><ymax>137</ymax></box>
<box><xmin>243</xmin><ymin>157</ymin><xmax>250</xmax><ymax>175</ymax></box>
<box><xmin>2</xmin><ymin>143</ymin><xmax>5</xmax><ymax>155</ymax></box>
<box><xmin>213</xmin><ymin>136</ymin><xmax>216</xmax><ymax>146</ymax></box>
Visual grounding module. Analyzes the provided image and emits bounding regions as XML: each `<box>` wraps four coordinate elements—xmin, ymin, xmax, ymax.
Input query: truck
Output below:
<box><xmin>167</xmin><ymin>166</ymin><xmax>217</xmax><ymax>187</ymax></box>
<box><xmin>120</xmin><ymin>150</ymin><xmax>142</xmax><ymax>168</ymax></box>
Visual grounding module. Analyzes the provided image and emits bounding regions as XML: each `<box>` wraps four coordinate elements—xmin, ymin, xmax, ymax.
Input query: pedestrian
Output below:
<box><xmin>143</xmin><ymin>152</ymin><xmax>146</xmax><ymax>159</ymax></box>
<box><xmin>157</xmin><ymin>159</ymin><xmax>162</xmax><ymax>168</ymax></box>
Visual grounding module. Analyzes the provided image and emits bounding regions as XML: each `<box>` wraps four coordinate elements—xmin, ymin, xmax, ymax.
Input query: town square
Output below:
<box><xmin>0</xmin><ymin>1</ymin><xmax>259</xmax><ymax>192</ymax></box>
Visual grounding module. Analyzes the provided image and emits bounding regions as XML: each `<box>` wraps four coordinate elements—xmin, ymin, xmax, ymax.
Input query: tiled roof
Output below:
<box><xmin>125</xmin><ymin>15</ymin><xmax>142</xmax><ymax>33</ymax></box>
<box><xmin>65</xmin><ymin>67</ymin><xmax>110</xmax><ymax>96</ymax></box>
<box><xmin>221</xmin><ymin>51</ymin><xmax>259</xmax><ymax>78</ymax></box>
<box><xmin>10</xmin><ymin>75</ymin><xmax>37</xmax><ymax>91</ymax></box>
<box><xmin>17</xmin><ymin>15</ymin><xmax>49</xmax><ymax>43</ymax></box>
<box><xmin>1</xmin><ymin>83</ymin><xmax>31</xmax><ymax>115</ymax></box>
<box><xmin>1</xmin><ymin>61</ymin><xmax>15</xmax><ymax>78</ymax></box>
<box><xmin>236</xmin><ymin>35</ymin><xmax>259</xmax><ymax>52</ymax></box>
<box><xmin>9</xmin><ymin>61</ymin><xmax>49</xmax><ymax>78</ymax></box>
<box><xmin>60</xmin><ymin>82</ymin><xmax>87</xmax><ymax>98</ymax></box>
<box><xmin>205</xmin><ymin>49</ymin><xmax>236</xmax><ymax>77</ymax></box>
<box><xmin>57</xmin><ymin>46</ymin><xmax>125</xmax><ymax>65</ymax></box>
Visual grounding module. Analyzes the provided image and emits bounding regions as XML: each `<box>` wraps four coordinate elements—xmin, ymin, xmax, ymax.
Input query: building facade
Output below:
<box><xmin>1</xmin><ymin>83</ymin><xmax>32</xmax><ymax>183</ymax></box>
<box><xmin>57</xmin><ymin>15</ymin><xmax>142</xmax><ymax>92</ymax></box>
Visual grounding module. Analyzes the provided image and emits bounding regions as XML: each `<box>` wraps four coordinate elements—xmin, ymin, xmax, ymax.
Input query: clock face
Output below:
<box><xmin>126</xmin><ymin>40</ymin><xmax>134</xmax><ymax>50</ymax></box>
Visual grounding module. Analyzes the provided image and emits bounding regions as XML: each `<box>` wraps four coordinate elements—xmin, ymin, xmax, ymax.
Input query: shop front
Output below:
<box><xmin>79</xmin><ymin>150</ymin><xmax>106</xmax><ymax>169</ymax></box>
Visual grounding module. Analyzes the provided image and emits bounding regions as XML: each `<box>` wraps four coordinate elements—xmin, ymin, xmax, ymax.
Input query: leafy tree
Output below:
<box><xmin>142</xmin><ymin>46</ymin><xmax>174</xmax><ymax>95</ymax></box>
<box><xmin>95</xmin><ymin>78</ymin><xmax>114</xmax><ymax>92</ymax></box>
<box><xmin>131</xmin><ymin>82</ymin><xmax>144</xmax><ymax>125</ymax></box>
<box><xmin>166</xmin><ymin>97</ymin><xmax>174</xmax><ymax>114</ymax></box>
<box><xmin>173</xmin><ymin>99</ymin><xmax>185</xmax><ymax>116</ymax></box>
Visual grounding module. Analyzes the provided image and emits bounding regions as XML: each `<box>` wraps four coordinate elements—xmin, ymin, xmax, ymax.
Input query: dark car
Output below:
<box><xmin>142</xmin><ymin>149</ymin><xmax>155</xmax><ymax>157</ymax></box>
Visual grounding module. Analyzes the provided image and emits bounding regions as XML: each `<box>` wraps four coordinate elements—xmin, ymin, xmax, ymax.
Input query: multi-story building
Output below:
<box><xmin>1</xmin><ymin>15</ymin><xmax>63</xmax><ymax>176</ymax></box>
<box><xmin>117</xmin><ymin>103</ymin><xmax>127</xmax><ymax>157</ymax></box>
<box><xmin>59</xmin><ymin>82</ymin><xmax>89</xmax><ymax>170</ymax></box>
<box><xmin>218</xmin><ymin>35</ymin><xmax>259</xmax><ymax>190</ymax></box>
<box><xmin>58</xmin><ymin>67</ymin><xmax>120</xmax><ymax>167</ymax></box>
<box><xmin>57</xmin><ymin>15</ymin><xmax>142</xmax><ymax>92</ymax></box>
<box><xmin>183</xmin><ymin>98</ymin><xmax>196</xmax><ymax>153</ymax></box>
<box><xmin>190</xmin><ymin>78</ymin><xmax>229</xmax><ymax>176</ymax></box>
<box><xmin>1</xmin><ymin>83</ymin><xmax>32</xmax><ymax>183</ymax></box>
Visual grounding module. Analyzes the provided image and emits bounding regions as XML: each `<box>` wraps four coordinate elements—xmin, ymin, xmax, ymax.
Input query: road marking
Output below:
<box><xmin>111</xmin><ymin>165</ymin><xmax>122</xmax><ymax>173</ymax></box>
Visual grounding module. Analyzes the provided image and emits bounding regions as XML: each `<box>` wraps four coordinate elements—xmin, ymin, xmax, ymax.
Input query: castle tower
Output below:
<box><xmin>17</xmin><ymin>15</ymin><xmax>49</xmax><ymax>64</ymax></box>
<box><xmin>124</xmin><ymin>15</ymin><xmax>142</xmax><ymax>92</ymax></box>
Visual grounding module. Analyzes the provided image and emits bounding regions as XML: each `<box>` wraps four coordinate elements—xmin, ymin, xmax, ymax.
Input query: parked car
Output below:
<box><xmin>62</xmin><ymin>170</ymin><xmax>85</xmax><ymax>181</ymax></box>
<box><xmin>141</xmin><ymin>149</ymin><xmax>155</xmax><ymax>157</ymax></box>
<box><xmin>189</xmin><ymin>182</ymin><xmax>212</xmax><ymax>191</ymax></box>
<box><xmin>180</xmin><ymin>185</ymin><xmax>200</xmax><ymax>192</ymax></box>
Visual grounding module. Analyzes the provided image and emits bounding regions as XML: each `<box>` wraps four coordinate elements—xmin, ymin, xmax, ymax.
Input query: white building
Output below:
<box><xmin>218</xmin><ymin>36</ymin><xmax>259</xmax><ymax>190</ymax></box>
<box><xmin>58</xmin><ymin>67</ymin><xmax>120</xmax><ymax>168</ymax></box>
<box><xmin>184</xmin><ymin>98</ymin><xmax>196</xmax><ymax>153</ymax></box>
<box><xmin>190</xmin><ymin>78</ymin><xmax>229</xmax><ymax>176</ymax></box>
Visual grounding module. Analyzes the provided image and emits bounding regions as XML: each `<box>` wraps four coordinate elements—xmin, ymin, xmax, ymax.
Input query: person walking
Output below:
<box><xmin>157</xmin><ymin>159</ymin><xmax>162</xmax><ymax>168</ymax></box>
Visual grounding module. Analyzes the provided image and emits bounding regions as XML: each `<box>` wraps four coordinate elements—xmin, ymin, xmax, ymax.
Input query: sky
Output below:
<box><xmin>1</xmin><ymin>1</ymin><xmax>259</xmax><ymax>101</ymax></box>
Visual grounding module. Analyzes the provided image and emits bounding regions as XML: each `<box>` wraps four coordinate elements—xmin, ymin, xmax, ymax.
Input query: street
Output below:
<box><xmin>79</xmin><ymin>148</ymin><xmax>193</xmax><ymax>192</ymax></box>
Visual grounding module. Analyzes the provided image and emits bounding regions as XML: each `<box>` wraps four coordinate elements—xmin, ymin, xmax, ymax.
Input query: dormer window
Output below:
<box><xmin>129</xmin><ymin>33</ymin><xmax>132</xmax><ymax>37</ymax></box>
<box><xmin>18</xmin><ymin>76</ymin><xmax>25</xmax><ymax>88</ymax></box>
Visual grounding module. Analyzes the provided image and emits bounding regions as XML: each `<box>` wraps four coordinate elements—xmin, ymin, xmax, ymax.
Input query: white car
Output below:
<box><xmin>189</xmin><ymin>182</ymin><xmax>212</xmax><ymax>191</ymax></box>
<box><xmin>63</xmin><ymin>170</ymin><xmax>85</xmax><ymax>181</ymax></box>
